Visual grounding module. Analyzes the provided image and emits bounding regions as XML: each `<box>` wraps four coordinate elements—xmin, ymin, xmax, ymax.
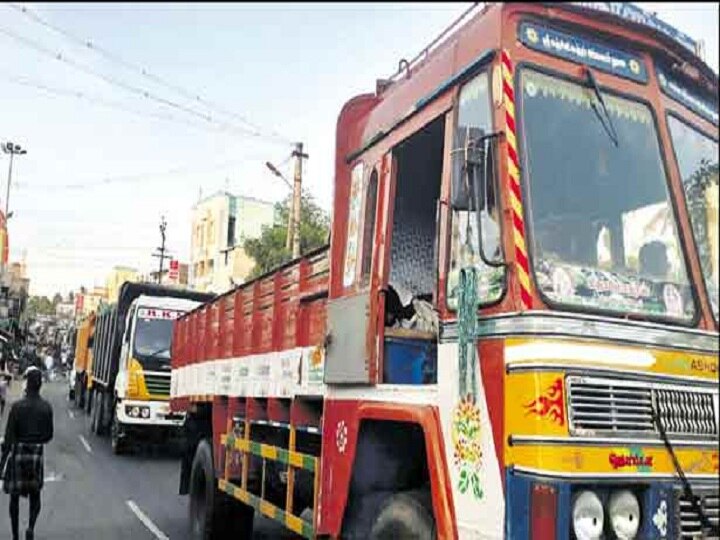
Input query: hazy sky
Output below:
<box><xmin>1</xmin><ymin>2</ymin><xmax>717</xmax><ymax>297</ymax></box>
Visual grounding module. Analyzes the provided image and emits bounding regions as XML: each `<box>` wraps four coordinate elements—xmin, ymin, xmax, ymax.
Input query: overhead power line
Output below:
<box><xmin>1</xmin><ymin>73</ymin><xmax>264</xmax><ymax>139</ymax></box>
<box><xmin>0</xmin><ymin>22</ymin><xmax>287</xmax><ymax>145</ymax></box>
<box><xmin>7</xmin><ymin>2</ymin><xmax>292</xmax><ymax>145</ymax></box>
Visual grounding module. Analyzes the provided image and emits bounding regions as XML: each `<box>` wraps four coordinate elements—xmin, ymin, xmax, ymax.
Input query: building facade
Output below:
<box><xmin>75</xmin><ymin>287</ymin><xmax>107</xmax><ymax>319</ymax></box>
<box><xmin>105</xmin><ymin>265</ymin><xmax>140</xmax><ymax>302</ymax></box>
<box><xmin>190</xmin><ymin>192</ymin><xmax>274</xmax><ymax>294</ymax></box>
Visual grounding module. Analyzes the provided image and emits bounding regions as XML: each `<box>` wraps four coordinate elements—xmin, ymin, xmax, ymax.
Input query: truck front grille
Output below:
<box><xmin>677</xmin><ymin>487</ymin><xmax>720</xmax><ymax>539</ymax></box>
<box><xmin>144</xmin><ymin>373</ymin><xmax>170</xmax><ymax>397</ymax></box>
<box><xmin>567</xmin><ymin>376</ymin><xmax>718</xmax><ymax>439</ymax></box>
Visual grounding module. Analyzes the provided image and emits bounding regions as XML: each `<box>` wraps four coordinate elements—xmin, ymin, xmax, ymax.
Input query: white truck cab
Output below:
<box><xmin>112</xmin><ymin>295</ymin><xmax>203</xmax><ymax>452</ymax></box>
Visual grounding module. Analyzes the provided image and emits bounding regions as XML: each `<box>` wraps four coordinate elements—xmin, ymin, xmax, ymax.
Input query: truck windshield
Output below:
<box><xmin>520</xmin><ymin>68</ymin><xmax>694</xmax><ymax>321</ymax></box>
<box><xmin>667</xmin><ymin>115</ymin><xmax>719</xmax><ymax>322</ymax></box>
<box><xmin>133</xmin><ymin>309</ymin><xmax>181</xmax><ymax>369</ymax></box>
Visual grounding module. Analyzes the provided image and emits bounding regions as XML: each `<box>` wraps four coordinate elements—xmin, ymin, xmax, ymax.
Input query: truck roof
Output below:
<box><xmin>133</xmin><ymin>295</ymin><xmax>205</xmax><ymax>312</ymax></box>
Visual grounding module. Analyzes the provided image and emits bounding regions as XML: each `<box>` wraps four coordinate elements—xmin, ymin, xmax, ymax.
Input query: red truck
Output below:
<box><xmin>172</xmin><ymin>3</ymin><xmax>719</xmax><ymax>539</ymax></box>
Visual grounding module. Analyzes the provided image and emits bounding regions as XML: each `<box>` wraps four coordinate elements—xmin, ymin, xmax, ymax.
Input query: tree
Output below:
<box><xmin>244</xmin><ymin>191</ymin><xmax>330</xmax><ymax>278</ymax></box>
<box><xmin>52</xmin><ymin>293</ymin><xmax>63</xmax><ymax>307</ymax></box>
<box><xmin>25</xmin><ymin>296</ymin><xmax>55</xmax><ymax>319</ymax></box>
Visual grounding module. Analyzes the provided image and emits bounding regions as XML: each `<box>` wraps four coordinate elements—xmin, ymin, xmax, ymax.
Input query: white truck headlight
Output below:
<box><xmin>573</xmin><ymin>490</ymin><xmax>604</xmax><ymax>540</ymax></box>
<box><xmin>608</xmin><ymin>489</ymin><xmax>640</xmax><ymax>539</ymax></box>
<box><xmin>141</xmin><ymin>407</ymin><xmax>150</xmax><ymax>418</ymax></box>
<box><xmin>131</xmin><ymin>406</ymin><xmax>140</xmax><ymax>417</ymax></box>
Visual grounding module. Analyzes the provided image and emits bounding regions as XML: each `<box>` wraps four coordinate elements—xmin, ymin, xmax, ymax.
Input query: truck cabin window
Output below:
<box><xmin>447</xmin><ymin>70</ymin><xmax>504</xmax><ymax>310</ymax></box>
<box><xmin>132</xmin><ymin>309</ymin><xmax>180</xmax><ymax>370</ymax></box>
<box><xmin>667</xmin><ymin>115</ymin><xmax>719</xmax><ymax>321</ymax></box>
<box><xmin>385</xmin><ymin>116</ymin><xmax>444</xmax><ymax>334</ymax></box>
<box><xmin>520</xmin><ymin>68</ymin><xmax>694</xmax><ymax>320</ymax></box>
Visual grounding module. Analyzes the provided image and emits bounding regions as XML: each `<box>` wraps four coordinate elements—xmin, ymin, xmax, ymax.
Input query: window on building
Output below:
<box><xmin>227</xmin><ymin>215</ymin><xmax>236</xmax><ymax>248</ymax></box>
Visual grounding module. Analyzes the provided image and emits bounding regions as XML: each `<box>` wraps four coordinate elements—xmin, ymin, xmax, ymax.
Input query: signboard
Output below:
<box><xmin>656</xmin><ymin>67</ymin><xmax>719</xmax><ymax>125</ymax></box>
<box><xmin>568</xmin><ymin>2</ymin><xmax>697</xmax><ymax>54</ymax></box>
<box><xmin>519</xmin><ymin>22</ymin><xmax>648</xmax><ymax>84</ymax></box>
<box><xmin>75</xmin><ymin>294</ymin><xmax>84</xmax><ymax>314</ymax></box>
<box><xmin>168</xmin><ymin>259</ymin><xmax>179</xmax><ymax>281</ymax></box>
<box><xmin>137</xmin><ymin>308</ymin><xmax>182</xmax><ymax>320</ymax></box>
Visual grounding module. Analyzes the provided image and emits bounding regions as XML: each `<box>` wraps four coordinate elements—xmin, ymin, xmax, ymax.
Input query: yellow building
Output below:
<box><xmin>190</xmin><ymin>191</ymin><xmax>274</xmax><ymax>293</ymax></box>
<box><xmin>105</xmin><ymin>266</ymin><xmax>140</xmax><ymax>302</ymax></box>
<box><xmin>77</xmin><ymin>287</ymin><xmax>107</xmax><ymax>318</ymax></box>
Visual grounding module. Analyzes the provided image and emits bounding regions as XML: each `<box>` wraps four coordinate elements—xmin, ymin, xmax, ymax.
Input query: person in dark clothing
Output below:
<box><xmin>0</xmin><ymin>367</ymin><xmax>54</xmax><ymax>540</ymax></box>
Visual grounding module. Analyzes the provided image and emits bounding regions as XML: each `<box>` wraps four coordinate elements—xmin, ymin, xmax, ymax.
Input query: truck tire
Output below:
<box><xmin>369</xmin><ymin>490</ymin><xmax>436</xmax><ymax>540</ymax></box>
<box><xmin>85</xmin><ymin>386</ymin><xmax>92</xmax><ymax>415</ymax></box>
<box><xmin>111</xmin><ymin>406</ymin><xmax>127</xmax><ymax>455</ymax></box>
<box><xmin>189</xmin><ymin>439</ymin><xmax>254</xmax><ymax>540</ymax></box>
<box><xmin>96</xmin><ymin>392</ymin><xmax>107</xmax><ymax>435</ymax></box>
<box><xmin>89</xmin><ymin>390</ymin><xmax>98</xmax><ymax>430</ymax></box>
<box><xmin>91</xmin><ymin>391</ymin><xmax>102</xmax><ymax>435</ymax></box>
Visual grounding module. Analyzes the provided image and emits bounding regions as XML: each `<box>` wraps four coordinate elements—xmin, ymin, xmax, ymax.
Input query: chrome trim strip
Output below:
<box><xmin>440</xmin><ymin>311</ymin><xmax>719</xmax><ymax>353</ymax></box>
<box><xmin>506</xmin><ymin>363</ymin><xmax>718</xmax><ymax>386</ymax></box>
<box><xmin>512</xmin><ymin>466</ymin><xmax>719</xmax><ymax>482</ymax></box>
<box><xmin>509</xmin><ymin>435</ymin><xmax>716</xmax><ymax>448</ymax></box>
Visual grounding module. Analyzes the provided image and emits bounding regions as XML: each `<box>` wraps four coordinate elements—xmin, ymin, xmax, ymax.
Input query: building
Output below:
<box><xmin>190</xmin><ymin>191</ymin><xmax>274</xmax><ymax>293</ymax></box>
<box><xmin>75</xmin><ymin>286</ymin><xmax>107</xmax><ymax>318</ymax></box>
<box><xmin>105</xmin><ymin>265</ymin><xmax>140</xmax><ymax>302</ymax></box>
<box><xmin>148</xmin><ymin>261</ymin><xmax>190</xmax><ymax>288</ymax></box>
<box><xmin>55</xmin><ymin>302</ymin><xmax>75</xmax><ymax>319</ymax></box>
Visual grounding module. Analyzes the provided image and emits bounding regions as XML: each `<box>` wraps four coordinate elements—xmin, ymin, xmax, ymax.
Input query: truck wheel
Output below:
<box><xmin>111</xmin><ymin>406</ymin><xmax>127</xmax><ymax>455</ymax></box>
<box><xmin>369</xmin><ymin>490</ymin><xmax>436</xmax><ymax>540</ymax></box>
<box><xmin>189</xmin><ymin>439</ymin><xmax>254</xmax><ymax>540</ymax></box>
<box><xmin>96</xmin><ymin>392</ymin><xmax>107</xmax><ymax>435</ymax></box>
<box><xmin>85</xmin><ymin>387</ymin><xmax>92</xmax><ymax>415</ymax></box>
<box><xmin>89</xmin><ymin>391</ymin><xmax>98</xmax><ymax>431</ymax></box>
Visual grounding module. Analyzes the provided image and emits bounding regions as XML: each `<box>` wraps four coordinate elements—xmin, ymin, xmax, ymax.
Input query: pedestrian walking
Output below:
<box><xmin>0</xmin><ymin>367</ymin><xmax>54</xmax><ymax>540</ymax></box>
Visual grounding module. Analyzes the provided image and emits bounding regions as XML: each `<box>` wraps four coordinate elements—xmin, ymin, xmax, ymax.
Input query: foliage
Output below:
<box><xmin>25</xmin><ymin>296</ymin><xmax>55</xmax><ymax>318</ymax></box>
<box><xmin>685</xmin><ymin>159</ymin><xmax>718</xmax><ymax>288</ymax></box>
<box><xmin>243</xmin><ymin>191</ymin><xmax>330</xmax><ymax>279</ymax></box>
<box><xmin>52</xmin><ymin>293</ymin><xmax>63</xmax><ymax>307</ymax></box>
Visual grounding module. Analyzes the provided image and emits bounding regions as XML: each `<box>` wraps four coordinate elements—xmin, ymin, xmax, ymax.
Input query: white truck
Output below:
<box><xmin>85</xmin><ymin>282</ymin><xmax>214</xmax><ymax>454</ymax></box>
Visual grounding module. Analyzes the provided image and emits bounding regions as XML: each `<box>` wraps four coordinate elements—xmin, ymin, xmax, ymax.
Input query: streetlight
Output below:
<box><xmin>265</xmin><ymin>161</ymin><xmax>294</xmax><ymax>251</ymax></box>
<box><xmin>2</xmin><ymin>142</ymin><xmax>27</xmax><ymax>219</ymax></box>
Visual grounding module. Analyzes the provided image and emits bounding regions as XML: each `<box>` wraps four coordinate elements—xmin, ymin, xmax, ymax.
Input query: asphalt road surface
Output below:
<box><xmin>0</xmin><ymin>379</ymin><xmax>298</xmax><ymax>539</ymax></box>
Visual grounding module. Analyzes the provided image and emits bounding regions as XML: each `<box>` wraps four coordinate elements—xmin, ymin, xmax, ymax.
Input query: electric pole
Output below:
<box><xmin>152</xmin><ymin>216</ymin><xmax>170</xmax><ymax>284</ymax></box>
<box><xmin>291</xmin><ymin>142</ymin><xmax>308</xmax><ymax>259</ymax></box>
<box><xmin>2</xmin><ymin>142</ymin><xmax>27</xmax><ymax>220</ymax></box>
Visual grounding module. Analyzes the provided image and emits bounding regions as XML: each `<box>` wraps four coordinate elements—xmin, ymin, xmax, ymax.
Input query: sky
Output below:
<box><xmin>0</xmin><ymin>2</ymin><xmax>717</xmax><ymax>298</ymax></box>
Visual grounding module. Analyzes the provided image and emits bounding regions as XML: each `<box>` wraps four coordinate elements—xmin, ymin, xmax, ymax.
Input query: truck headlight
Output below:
<box><xmin>131</xmin><ymin>406</ymin><xmax>140</xmax><ymax>417</ymax></box>
<box><xmin>141</xmin><ymin>407</ymin><xmax>150</xmax><ymax>418</ymax></box>
<box><xmin>573</xmin><ymin>490</ymin><xmax>604</xmax><ymax>540</ymax></box>
<box><xmin>608</xmin><ymin>490</ymin><xmax>640</xmax><ymax>539</ymax></box>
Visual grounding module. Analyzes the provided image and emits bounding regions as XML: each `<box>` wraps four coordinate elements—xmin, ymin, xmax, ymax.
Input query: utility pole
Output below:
<box><xmin>290</xmin><ymin>142</ymin><xmax>308</xmax><ymax>259</ymax></box>
<box><xmin>152</xmin><ymin>216</ymin><xmax>169</xmax><ymax>284</ymax></box>
<box><xmin>2</xmin><ymin>142</ymin><xmax>27</xmax><ymax>220</ymax></box>
<box><xmin>265</xmin><ymin>160</ymin><xmax>293</xmax><ymax>252</ymax></box>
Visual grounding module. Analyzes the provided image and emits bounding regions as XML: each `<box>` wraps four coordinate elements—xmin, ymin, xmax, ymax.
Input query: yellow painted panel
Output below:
<box><xmin>505</xmin><ymin>371</ymin><xmax>569</xmax><ymax>439</ymax></box>
<box><xmin>508</xmin><ymin>444</ymin><xmax>719</xmax><ymax>476</ymax></box>
<box><xmin>505</xmin><ymin>337</ymin><xmax>718</xmax><ymax>380</ymax></box>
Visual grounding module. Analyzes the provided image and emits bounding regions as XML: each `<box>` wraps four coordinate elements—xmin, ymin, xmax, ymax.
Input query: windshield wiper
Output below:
<box><xmin>651</xmin><ymin>402</ymin><xmax>719</xmax><ymax>536</ymax></box>
<box><xmin>584</xmin><ymin>68</ymin><xmax>619</xmax><ymax>147</ymax></box>
<box><xmin>141</xmin><ymin>345</ymin><xmax>171</xmax><ymax>359</ymax></box>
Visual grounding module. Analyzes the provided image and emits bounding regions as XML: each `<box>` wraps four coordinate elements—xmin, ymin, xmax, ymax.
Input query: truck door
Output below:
<box><xmin>325</xmin><ymin>154</ymin><xmax>394</xmax><ymax>384</ymax></box>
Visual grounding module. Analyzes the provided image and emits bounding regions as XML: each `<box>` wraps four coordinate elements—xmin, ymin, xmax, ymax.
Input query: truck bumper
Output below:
<box><xmin>505</xmin><ymin>469</ymin><xmax>719</xmax><ymax>539</ymax></box>
<box><xmin>116</xmin><ymin>399</ymin><xmax>186</xmax><ymax>428</ymax></box>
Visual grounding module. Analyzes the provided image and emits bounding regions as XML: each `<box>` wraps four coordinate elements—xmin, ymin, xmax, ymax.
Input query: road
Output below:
<box><xmin>0</xmin><ymin>379</ymin><xmax>297</xmax><ymax>539</ymax></box>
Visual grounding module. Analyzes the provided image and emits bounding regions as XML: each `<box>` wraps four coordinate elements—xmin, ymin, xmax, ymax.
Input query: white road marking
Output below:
<box><xmin>126</xmin><ymin>500</ymin><xmax>170</xmax><ymax>540</ymax></box>
<box><xmin>78</xmin><ymin>435</ymin><xmax>92</xmax><ymax>453</ymax></box>
<box><xmin>67</xmin><ymin>409</ymin><xmax>75</xmax><ymax>419</ymax></box>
